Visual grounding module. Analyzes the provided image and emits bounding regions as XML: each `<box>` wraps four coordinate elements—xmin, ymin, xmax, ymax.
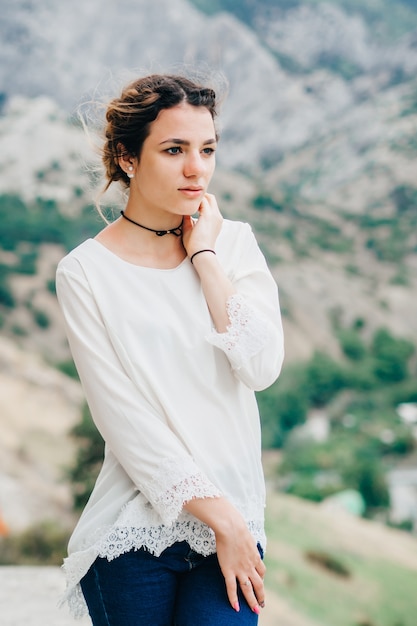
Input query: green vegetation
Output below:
<box><xmin>189</xmin><ymin>0</ymin><xmax>297</xmax><ymax>20</ymax></box>
<box><xmin>0</xmin><ymin>194</ymin><xmax>101</xmax><ymax>253</ymax></box>
<box><xmin>0</xmin><ymin>264</ymin><xmax>15</xmax><ymax>308</ymax></box>
<box><xmin>401</xmin><ymin>87</ymin><xmax>417</xmax><ymax>117</ymax></box>
<box><xmin>258</xmin><ymin>324</ymin><xmax>416</xmax><ymax>516</ymax></box>
<box><xmin>252</xmin><ymin>190</ymin><xmax>354</xmax><ymax>257</ymax></box>
<box><xmin>371</xmin><ymin>328</ymin><xmax>414</xmax><ymax>383</ymax></box>
<box><xmin>56</xmin><ymin>359</ymin><xmax>79</xmax><ymax>379</ymax></box>
<box><xmin>46</xmin><ymin>278</ymin><xmax>56</xmax><ymax>294</ymax></box>
<box><xmin>390</xmin><ymin>264</ymin><xmax>410</xmax><ymax>286</ymax></box>
<box><xmin>67</xmin><ymin>403</ymin><xmax>104</xmax><ymax>511</ymax></box>
<box><xmin>0</xmin><ymin>521</ymin><xmax>70</xmax><ymax>565</ymax></box>
<box><xmin>16</xmin><ymin>250</ymin><xmax>38</xmax><ymax>275</ymax></box>
<box><xmin>11</xmin><ymin>324</ymin><xmax>28</xmax><ymax>337</ymax></box>
<box><xmin>391</xmin><ymin>184</ymin><xmax>417</xmax><ymax>214</ymax></box>
<box><xmin>337</xmin><ymin>327</ymin><xmax>367</xmax><ymax>360</ymax></box>
<box><xmin>308</xmin><ymin>219</ymin><xmax>353</xmax><ymax>253</ymax></box>
<box><xmin>252</xmin><ymin>192</ymin><xmax>285</xmax><ymax>212</ymax></box>
<box><xmin>32</xmin><ymin>308</ymin><xmax>51</xmax><ymax>329</ymax></box>
<box><xmin>340</xmin><ymin>184</ymin><xmax>417</xmax><ymax>265</ymax></box>
<box><xmin>0</xmin><ymin>194</ymin><xmax>101</xmax><ymax>319</ymax></box>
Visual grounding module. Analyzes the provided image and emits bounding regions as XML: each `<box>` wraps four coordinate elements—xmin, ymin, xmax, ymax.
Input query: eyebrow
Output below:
<box><xmin>159</xmin><ymin>138</ymin><xmax>217</xmax><ymax>146</ymax></box>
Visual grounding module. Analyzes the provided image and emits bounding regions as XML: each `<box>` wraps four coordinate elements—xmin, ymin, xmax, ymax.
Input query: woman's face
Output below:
<box><xmin>130</xmin><ymin>103</ymin><xmax>217</xmax><ymax>219</ymax></box>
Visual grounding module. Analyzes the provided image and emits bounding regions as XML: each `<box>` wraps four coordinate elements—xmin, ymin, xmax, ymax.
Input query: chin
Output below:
<box><xmin>181</xmin><ymin>204</ymin><xmax>202</xmax><ymax>216</ymax></box>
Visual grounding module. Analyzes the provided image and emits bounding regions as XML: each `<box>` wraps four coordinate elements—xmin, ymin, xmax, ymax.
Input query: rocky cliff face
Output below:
<box><xmin>1</xmin><ymin>0</ymin><xmax>284</xmax><ymax>169</ymax></box>
<box><xmin>3</xmin><ymin>0</ymin><xmax>417</xmax><ymax>170</ymax></box>
<box><xmin>256</xmin><ymin>3</ymin><xmax>417</xmax><ymax>75</ymax></box>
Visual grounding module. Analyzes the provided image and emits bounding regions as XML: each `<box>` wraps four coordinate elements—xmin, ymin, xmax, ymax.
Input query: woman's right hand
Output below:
<box><xmin>181</xmin><ymin>193</ymin><xmax>223</xmax><ymax>258</ymax></box>
<box><xmin>183</xmin><ymin>497</ymin><xmax>266</xmax><ymax>614</ymax></box>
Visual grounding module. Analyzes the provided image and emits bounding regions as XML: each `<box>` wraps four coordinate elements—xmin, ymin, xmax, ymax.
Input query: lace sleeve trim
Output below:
<box><xmin>206</xmin><ymin>293</ymin><xmax>269</xmax><ymax>369</ymax></box>
<box><xmin>146</xmin><ymin>457</ymin><xmax>222</xmax><ymax>525</ymax></box>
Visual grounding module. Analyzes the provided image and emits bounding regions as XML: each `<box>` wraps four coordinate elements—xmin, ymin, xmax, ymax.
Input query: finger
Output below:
<box><xmin>182</xmin><ymin>214</ymin><xmax>193</xmax><ymax>228</ymax></box>
<box><xmin>197</xmin><ymin>195</ymin><xmax>210</xmax><ymax>215</ymax></box>
<box><xmin>254</xmin><ymin>560</ymin><xmax>266</xmax><ymax>607</ymax></box>
<box><xmin>203</xmin><ymin>193</ymin><xmax>220</xmax><ymax>215</ymax></box>
<box><xmin>224</xmin><ymin>573</ymin><xmax>240</xmax><ymax>612</ymax></box>
<box><xmin>239</xmin><ymin>577</ymin><xmax>262</xmax><ymax>615</ymax></box>
<box><xmin>251</xmin><ymin>573</ymin><xmax>266</xmax><ymax>609</ymax></box>
<box><xmin>256</xmin><ymin>559</ymin><xmax>266</xmax><ymax>580</ymax></box>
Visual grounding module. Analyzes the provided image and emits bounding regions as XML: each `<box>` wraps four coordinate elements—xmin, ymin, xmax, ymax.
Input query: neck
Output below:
<box><xmin>120</xmin><ymin>211</ymin><xmax>183</xmax><ymax>237</ymax></box>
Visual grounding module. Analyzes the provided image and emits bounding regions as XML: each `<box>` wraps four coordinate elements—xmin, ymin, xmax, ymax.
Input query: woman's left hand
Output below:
<box><xmin>182</xmin><ymin>193</ymin><xmax>223</xmax><ymax>258</ymax></box>
<box><xmin>184</xmin><ymin>496</ymin><xmax>266</xmax><ymax>614</ymax></box>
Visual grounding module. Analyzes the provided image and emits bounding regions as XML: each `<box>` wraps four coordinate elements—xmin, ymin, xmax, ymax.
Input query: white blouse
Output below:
<box><xmin>56</xmin><ymin>219</ymin><xmax>284</xmax><ymax>617</ymax></box>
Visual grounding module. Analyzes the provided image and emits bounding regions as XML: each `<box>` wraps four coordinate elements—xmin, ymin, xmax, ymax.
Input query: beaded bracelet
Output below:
<box><xmin>190</xmin><ymin>249</ymin><xmax>216</xmax><ymax>264</ymax></box>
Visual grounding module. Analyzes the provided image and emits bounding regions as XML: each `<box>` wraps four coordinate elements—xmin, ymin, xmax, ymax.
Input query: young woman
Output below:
<box><xmin>56</xmin><ymin>74</ymin><xmax>284</xmax><ymax>625</ymax></box>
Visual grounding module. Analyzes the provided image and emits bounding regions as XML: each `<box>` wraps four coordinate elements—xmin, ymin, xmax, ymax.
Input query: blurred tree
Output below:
<box><xmin>371</xmin><ymin>328</ymin><xmax>414</xmax><ymax>382</ymax></box>
<box><xmin>304</xmin><ymin>351</ymin><xmax>346</xmax><ymax>406</ymax></box>
<box><xmin>67</xmin><ymin>403</ymin><xmax>104</xmax><ymax>511</ymax></box>
<box><xmin>338</xmin><ymin>327</ymin><xmax>367</xmax><ymax>361</ymax></box>
<box><xmin>344</xmin><ymin>451</ymin><xmax>390</xmax><ymax>512</ymax></box>
<box><xmin>257</xmin><ymin>365</ymin><xmax>308</xmax><ymax>448</ymax></box>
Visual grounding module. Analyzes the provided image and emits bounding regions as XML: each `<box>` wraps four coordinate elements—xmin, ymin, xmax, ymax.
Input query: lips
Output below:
<box><xmin>178</xmin><ymin>187</ymin><xmax>204</xmax><ymax>198</ymax></box>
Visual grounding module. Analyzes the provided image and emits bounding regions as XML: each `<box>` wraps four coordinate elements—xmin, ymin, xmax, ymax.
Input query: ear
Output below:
<box><xmin>117</xmin><ymin>143</ymin><xmax>137</xmax><ymax>176</ymax></box>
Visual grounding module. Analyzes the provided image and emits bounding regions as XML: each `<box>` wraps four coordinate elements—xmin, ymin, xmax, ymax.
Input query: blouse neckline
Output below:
<box><xmin>87</xmin><ymin>238</ymin><xmax>190</xmax><ymax>272</ymax></box>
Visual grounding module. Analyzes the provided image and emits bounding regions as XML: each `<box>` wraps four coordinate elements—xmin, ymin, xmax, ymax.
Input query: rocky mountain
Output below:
<box><xmin>2</xmin><ymin>0</ymin><xmax>417</xmax><ymax>170</ymax></box>
<box><xmin>1</xmin><ymin>0</ymin><xmax>286</xmax><ymax>170</ymax></box>
<box><xmin>255</xmin><ymin>2</ymin><xmax>417</xmax><ymax>73</ymax></box>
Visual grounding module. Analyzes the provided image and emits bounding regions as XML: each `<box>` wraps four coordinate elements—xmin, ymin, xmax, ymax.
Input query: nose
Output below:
<box><xmin>183</xmin><ymin>151</ymin><xmax>205</xmax><ymax>178</ymax></box>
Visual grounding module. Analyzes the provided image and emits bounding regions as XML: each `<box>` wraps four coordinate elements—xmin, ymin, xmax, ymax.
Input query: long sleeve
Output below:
<box><xmin>56</xmin><ymin>262</ymin><xmax>221</xmax><ymax>526</ymax></box>
<box><xmin>207</xmin><ymin>223</ymin><xmax>284</xmax><ymax>391</ymax></box>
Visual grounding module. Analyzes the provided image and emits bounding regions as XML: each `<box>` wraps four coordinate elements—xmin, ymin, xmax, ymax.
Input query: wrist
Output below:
<box><xmin>190</xmin><ymin>249</ymin><xmax>216</xmax><ymax>264</ymax></box>
<box><xmin>213</xmin><ymin>513</ymin><xmax>246</xmax><ymax>540</ymax></box>
<box><xmin>184</xmin><ymin>496</ymin><xmax>244</xmax><ymax>536</ymax></box>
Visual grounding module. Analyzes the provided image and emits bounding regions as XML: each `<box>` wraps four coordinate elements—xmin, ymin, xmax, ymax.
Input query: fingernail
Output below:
<box><xmin>234</xmin><ymin>602</ymin><xmax>240</xmax><ymax>612</ymax></box>
<box><xmin>253</xmin><ymin>605</ymin><xmax>260</xmax><ymax>615</ymax></box>
<box><xmin>259</xmin><ymin>601</ymin><xmax>265</xmax><ymax>608</ymax></box>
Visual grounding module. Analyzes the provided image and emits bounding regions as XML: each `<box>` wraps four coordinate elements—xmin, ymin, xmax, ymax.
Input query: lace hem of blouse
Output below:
<box><xmin>206</xmin><ymin>293</ymin><xmax>269</xmax><ymax>368</ymax></box>
<box><xmin>62</xmin><ymin>513</ymin><xmax>266</xmax><ymax>619</ymax></box>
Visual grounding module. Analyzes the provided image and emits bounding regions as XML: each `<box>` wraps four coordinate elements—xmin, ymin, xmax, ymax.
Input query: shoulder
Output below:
<box><xmin>216</xmin><ymin>219</ymin><xmax>259</xmax><ymax>274</ymax></box>
<box><xmin>217</xmin><ymin>219</ymin><xmax>253</xmax><ymax>250</ymax></box>
<box><xmin>56</xmin><ymin>239</ymin><xmax>97</xmax><ymax>276</ymax></box>
<box><xmin>218</xmin><ymin>218</ymin><xmax>257</xmax><ymax>251</ymax></box>
<box><xmin>219</xmin><ymin>218</ymin><xmax>252</xmax><ymax>238</ymax></box>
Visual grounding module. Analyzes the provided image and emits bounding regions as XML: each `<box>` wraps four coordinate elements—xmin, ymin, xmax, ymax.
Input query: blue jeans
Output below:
<box><xmin>80</xmin><ymin>541</ymin><xmax>261</xmax><ymax>625</ymax></box>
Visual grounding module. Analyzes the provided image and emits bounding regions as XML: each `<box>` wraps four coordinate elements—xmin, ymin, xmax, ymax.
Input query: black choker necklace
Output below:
<box><xmin>120</xmin><ymin>211</ymin><xmax>183</xmax><ymax>237</ymax></box>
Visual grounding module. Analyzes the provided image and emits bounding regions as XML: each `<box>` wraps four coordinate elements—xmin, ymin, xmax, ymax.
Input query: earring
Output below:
<box><xmin>127</xmin><ymin>165</ymin><xmax>134</xmax><ymax>179</ymax></box>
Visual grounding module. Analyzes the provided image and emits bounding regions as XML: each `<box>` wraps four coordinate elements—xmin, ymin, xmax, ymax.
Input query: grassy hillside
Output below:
<box><xmin>262</xmin><ymin>483</ymin><xmax>417</xmax><ymax>626</ymax></box>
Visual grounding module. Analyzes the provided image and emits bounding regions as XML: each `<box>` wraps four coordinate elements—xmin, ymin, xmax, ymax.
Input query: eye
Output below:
<box><xmin>166</xmin><ymin>147</ymin><xmax>182</xmax><ymax>155</ymax></box>
<box><xmin>202</xmin><ymin>147</ymin><xmax>216</xmax><ymax>155</ymax></box>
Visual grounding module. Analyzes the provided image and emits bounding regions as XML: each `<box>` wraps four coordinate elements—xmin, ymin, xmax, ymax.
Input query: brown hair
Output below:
<box><xmin>102</xmin><ymin>74</ymin><xmax>218</xmax><ymax>193</ymax></box>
